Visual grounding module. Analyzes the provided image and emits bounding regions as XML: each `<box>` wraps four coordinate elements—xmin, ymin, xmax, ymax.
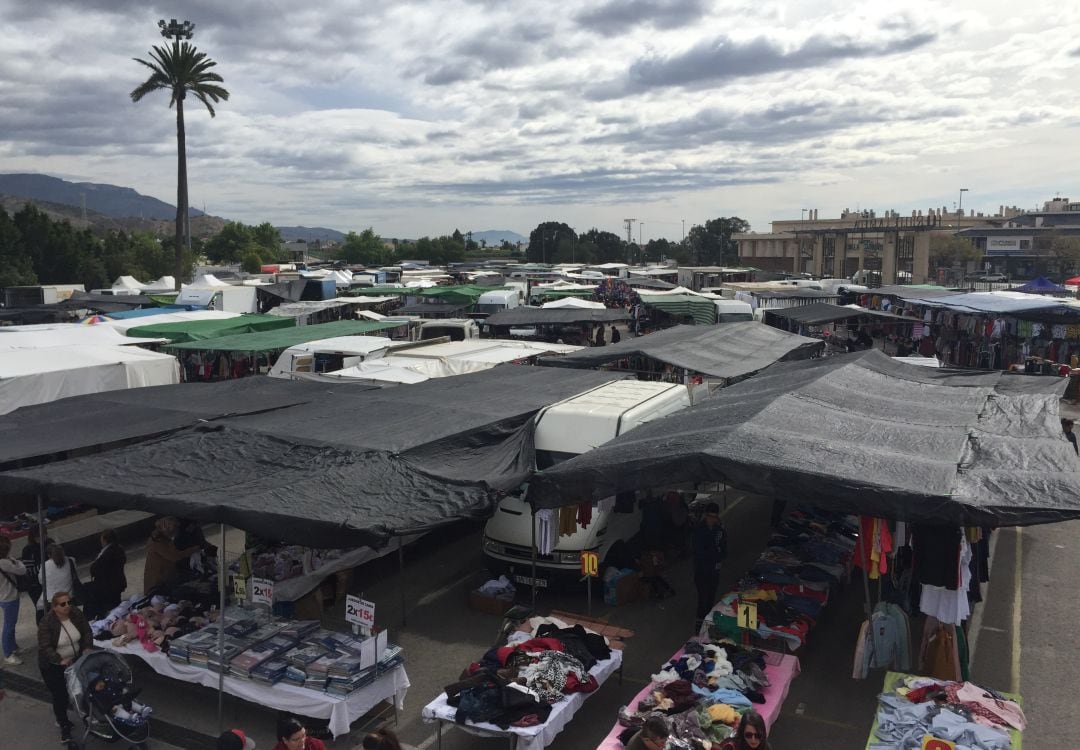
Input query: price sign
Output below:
<box><xmin>580</xmin><ymin>550</ymin><xmax>599</xmax><ymax>578</ymax></box>
<box><xmin>345</xmin><ymin>594</ymin><xmax>376</xmax><ymax>631</ymax></box>
<box><xmin>232</xmin><ymin>576</ymin><xmax>248</xmax><ymax>600</ymax></box>
<box><xmin>737</xmin><ymin>601</ymin><xmax>758</xmax><ymax>631</ymax></box>
<box><xmin>921</xmin><ymin>738</ymin><xmax>956</xmax><ymax>750</ymax></box>
<box><xmin>251</xmin><ymin>577</ymin><xmax>274</xmax><ymax>606</ymax></box>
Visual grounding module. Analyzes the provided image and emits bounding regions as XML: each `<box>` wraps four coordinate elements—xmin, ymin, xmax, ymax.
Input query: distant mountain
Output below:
<box><xmin>277</xmin><ymin>225</ymin><xmax>347</xmax><ymax>242</ymax></box>
<box><xmin>0</xmin><ymin>193</ymin><xmax>226</xmax><ymax>239</ymax></box>
<box><xmin>0</xmin><ymin>173</ymin><xmax>204</xmax><ymax>220</ymax></box>
<box><xmin>473</xmin><ymin>229</ymin><xmax>526</xmax><ymax>245</ymax></box>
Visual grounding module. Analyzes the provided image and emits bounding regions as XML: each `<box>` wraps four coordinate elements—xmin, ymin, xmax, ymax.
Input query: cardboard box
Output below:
<box><xmin>468</xmin><ymin>589</ymin><xmax>515</xmax><ymax>616</ymax></box>
<box><xmin>613</xmin><ymin>572</ymin><xmax>642</xmax><ymax>606</ymax></box>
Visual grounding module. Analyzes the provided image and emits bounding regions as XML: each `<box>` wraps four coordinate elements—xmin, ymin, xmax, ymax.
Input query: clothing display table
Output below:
<box><xmin>594</xmin><ymin>649</ymin><xmax>798</xmax><ymax>750</ymax></box>
<box><xmin>103</xmin><ymin>640</ymin><xmax>409</xmax><ymax>738</ymax></box>
<box><xmin>421</xmin><ymin>648</ymin><xmax>623</xmax><ymax>750</ymax></box>
<box><xmin>864</xmin><ymin>671</ymin><xmax>1024</xmax><ymax>750</ymax></box>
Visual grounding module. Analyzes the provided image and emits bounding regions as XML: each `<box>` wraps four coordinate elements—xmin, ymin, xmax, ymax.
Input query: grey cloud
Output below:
<box><xmin>424</xmin><ymin>62</ymin><xmax>477</xmax><ymax>86</ymax></box>
<box><xmin>588</xmin><ymin>27</ymin><xmax>937</xmax><ymax>98</ymax></box>
<box><xmin>1070</xmin><ymin>44</ymin><xmax>1080</xmax><ymax>57</ymax></box>
<box><xmin>576</xmin><ymin>0</ymin><xmax>707</xmax><ymax>34</ymax></box>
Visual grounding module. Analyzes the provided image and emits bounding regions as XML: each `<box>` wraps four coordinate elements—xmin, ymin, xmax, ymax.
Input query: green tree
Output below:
<box><xmin>526</xmin><ymin>222</ymin><xmax>576</xmax><ymax>263</ymax></box>
<box><xmin>577</xmin><ymin>228</ymin><xmax>625</xmax><ymax>263</ymax></box>
<box><xmin>1046</xmin><ymin>236</ymin><xmax>1080</xmax><ymax>276</ymax></box>
<box><xmin>341</xmin><ymin>228</ymin><xmax>387</xmax><ymax>265</ymax></box>
<box><xmin>204</xmin><ymin>221</ymin><xmax>253</xmax><ymax>263</ymax></box>
<box><xmin>240</xmin><ymin>250</ymin><xmax>263</xmax><ymax>274</ymax></box>
<box><xmin>251</xmin><ymin>222</ymin><xmax>281</xmax><ymax>257</ymax></box>
<box><xmin>131</xmin><ymin>22</ymin><xmax>229</xmax><ymax>289</ymax></box>
<box><xmin>929</xmin><ymin>233</ymin><xmax>981</xmax><ymax>269</ymax></box>
<box><xmin>687</xmin><ymin>217</ymin><xmax>750</xmax><ymax>265</ymax></box>
<box><xmin>0</xmin><ymin>207</ymin><xmax>37</xmax><ymax>288</ymax></box>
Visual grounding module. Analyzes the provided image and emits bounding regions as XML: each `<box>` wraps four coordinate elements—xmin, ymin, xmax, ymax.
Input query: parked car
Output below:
<box><xmin>977</xmin><ymin>273</ymin><xmax>1008</xmax><ymax>282</ymax></box>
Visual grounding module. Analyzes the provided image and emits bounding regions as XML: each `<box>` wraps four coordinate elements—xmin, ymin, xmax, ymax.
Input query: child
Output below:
<box><xmin>89</xmin><ymin>671</ymin><xmax>153</xmax><ymax>726</ymax></box>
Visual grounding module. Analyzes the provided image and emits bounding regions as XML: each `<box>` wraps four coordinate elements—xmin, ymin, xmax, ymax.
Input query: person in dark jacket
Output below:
<box><xmin>692</xmin><ymin>502</ymin><xmax>727</xmax><ymax>625</ymax></box>
<box><xmin>88</xmin><ymin>529</ymin><xmax>127</xmax><ymax>619</ymax></box>
<box><xmin>21</xmin><ymin>525</ymin><xmax>54</xmax><ymax>623</ymax></box>
<box><xmin>610</xmin><ymin>325</ymin><xmax>621</xmax><ymax>344</ymax></box>
<box><xmin>594</xmin><ymin>325</ymin><xmax>606</xmax><ymax>347</ymax></box>
<box><xmin>1062</xmin><ymin>418</ymin><xmax>1078</xmax><ymax>455</ymax></box>
<box><xmin>38</xmin><ymin>590</ymin><xmax>94</xmax><ymax>742</ymax></box>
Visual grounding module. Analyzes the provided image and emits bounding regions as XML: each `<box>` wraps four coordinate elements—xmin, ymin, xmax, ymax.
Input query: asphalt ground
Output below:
<box><xmin>1</xmin><ymin>501</ymin><xmax>1074</xmax><ymax>749</ymax></box>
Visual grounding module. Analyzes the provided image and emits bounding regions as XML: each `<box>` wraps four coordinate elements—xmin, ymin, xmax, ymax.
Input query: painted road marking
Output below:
<box><xmin>1011</xmin><ymin>527</ymin><xmax>1022</xmax><ymax>694</ymax></box>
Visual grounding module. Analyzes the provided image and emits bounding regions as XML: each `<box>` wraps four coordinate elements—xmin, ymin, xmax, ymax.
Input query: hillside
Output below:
<box><xmin>277</xmin><ymin>226</ymin><xmax>347</xmax><ymax>242</ymax></box>
<box><xmin>473</xmin><ymin>229</ymin><xmax>526</xmax><ymax>245</ymax></box>
<box><xmin>0</xmin><ymin>194</ymin><xmax>226</xmax><ymax>239</ymax></box>
<box><xmin>0</xmin><ymin>173</ymin><xmax>205</xmax><ymax>221</ymax></box>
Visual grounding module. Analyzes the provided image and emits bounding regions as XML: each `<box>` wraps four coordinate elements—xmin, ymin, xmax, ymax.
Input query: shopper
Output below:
<box><xmin>692</xmin><ymin>502</ymin><xmax>728</xmax><ymax>625</ymax></box>
<box><xmin>594</xmin><ymin>324</ymin><xmax>606</xmax><ymax>347</ymax></box>
<box><xmin>272</xmin><ymin>716</ymin><xmax>327</xmax><ymax>750</ymax></box>
<box><xmin>217</xmin><ymin>729</ymin><xmax>257</xmax><ymax>750</ymax></box>
<box><xmin>143</xmin><ymin>517</ymin><xmax>202</xmax><ymax>594</ymax></box>
<box><xmin>0</xmin><ymin>536</ymin><xmax>28</xmax><ymax>665</ymax></box>
<box><xmin>611</xmin><ymin>324</ymin><xmax>621</xmax><ymax>344</ymax></box>
<box><xmin>361</xmin><ymin>727</ymin><xmax>403</xmax><ymax>750</ymax></box>
<box><xmin>721</xmin><ymin>709</ymin><xmax>770</xmax><ymax>750</ymax></box>
<box><xmin>625</xmin><ymin>715</ymin><xmax>670</xmax><ymax>750</ymax></box>
<box><xmin>88</xmin><ymin>529</ymin><xmax>127</xmax><ymax>619</ymax></box>
<box><xmin>38</xmin><ymin>590</ymin><xmax>93</xmax><ymax>743</ymax></box>
<box><xmin>21</xmin><ymin>525</ymin><xmax>54</xmax><ymax>622</ymax></box>
<box><xmin>38</xmin><ymin>543</ymin><xmax>80</xmax><ymax>613</ymax></box>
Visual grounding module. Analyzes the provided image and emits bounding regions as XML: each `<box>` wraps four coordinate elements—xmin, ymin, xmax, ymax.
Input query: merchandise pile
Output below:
<box><xmin>445</xmin><ymin>619</ymin><xmax>614</xmax><ymax>728</ymax></box>
<box><xmin>870</xmin><ymin>674</ymin><xmax>1026</xmax><ymax>750</ymax></box>
<box><xmin>615</xmin><ymin>638</ymin><xmax>779</xmax><ymax>746</ymax></box>
<box><xmin>705</xmin><ymin>507</ymin><xmax>857</xmax><ymax>650</ymax></box>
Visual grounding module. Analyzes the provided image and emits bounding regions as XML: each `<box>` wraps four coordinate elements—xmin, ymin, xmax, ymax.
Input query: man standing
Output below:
<box><xmin>692</xmin><ymin>502</ymin><xmax>727</xmax><ymax>627</ymax></box>
<box><xmin>1063</xmin><ymin>418</ymin><xmax>1078</xmax><ymax>455</ymax></box>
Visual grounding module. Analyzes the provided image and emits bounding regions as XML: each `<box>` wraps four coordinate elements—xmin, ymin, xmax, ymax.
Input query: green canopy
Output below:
<box><xmin>419</xmin><ymin>284</ymin><xmax>508</xmax><ymax>305</ymax></box>
<box><xmin>639</xmin><ymin>294</ymin><xmax>717</xmax><ymax>325</ymax></box>
<box><xmin>535</xmin><ymin>287</ymin><xmax>597</xmax><ymax>299</ymax></box>
<box><xmin>126</xmin><ymin>314</ymin><xmax>295</xmax><ymax>344</ymax></box>
<box><xmin>166</xmin><ymin>319</ymin><xmax>402</xmax><ymax>352</ymax></box>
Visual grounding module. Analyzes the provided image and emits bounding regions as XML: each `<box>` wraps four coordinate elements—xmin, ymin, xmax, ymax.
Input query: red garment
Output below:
<box><xmin>577</xmin><ymin>502</ymin><xmax>592</xmax><ymax>529</ymax></box>
<box><xmin>563</xmin><ymin>671</ymin><xmax>598</xmax><ymax>693</ymax></box>
<box><xmin>853</xmin><ymin>516</ymin><xmax>893</xmax><ymax>579</ymax></box>
<box><xmin>496</xmin><ymin>638</ymin><xmax>564</xmax><ymax>665</ymax></box>
<box><xmin>272</xmin><ymin>737</ymin><xmax>327</xmax><ymax>750</ymax></box>
<box><xmin>905</xmin><ymin>683</ymin><xmax>948</xmax><ymax>703</ymax></box>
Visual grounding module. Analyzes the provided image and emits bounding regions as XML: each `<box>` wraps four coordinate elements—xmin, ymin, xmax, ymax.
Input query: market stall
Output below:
<box><xmin>421</xmin><ymin>617</ymin><xmax>623</xmax><ymax>750</ymax></box>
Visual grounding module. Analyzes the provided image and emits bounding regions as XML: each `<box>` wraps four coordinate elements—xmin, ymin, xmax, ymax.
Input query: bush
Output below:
<box><xmin>241</xmin><ymin>250</ymin><xmax>263</xmax><ymax>274</ymax></box>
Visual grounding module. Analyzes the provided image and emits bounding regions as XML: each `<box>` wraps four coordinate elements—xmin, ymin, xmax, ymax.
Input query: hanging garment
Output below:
<box><xmin>558</xmin><ymin>506</ymin><xmax>577</xmax><ymax>536</ymax></box>
<box><xmin>854</xmin><ymin>517</ymin><xmax>894</xmax><ymax>580</ymax></box>
<box><xmin>576</xmin><ymin>502</ymin><xmax>592</xmax><ymax>530</ymax></box>
<box><xmin>919</xmin><ymin>539</ymin><xmax>972</xmax><ymax>625</ymax></box>
<box><xmin>922</xmin><ymin>623</ymin><xmax>962</xmax><ymax>682</ymax></box>
<box><xmin>913</xmin><ymin>525</ymin><xmax>962</xmax><ymax>589</ymax></box>
<box><xmin>536</xmin><ymin>509</ymin><xmax>557</xmax><ymax>555</ymax></box>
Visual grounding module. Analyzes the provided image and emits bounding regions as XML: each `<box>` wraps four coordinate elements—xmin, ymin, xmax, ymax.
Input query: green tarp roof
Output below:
<box><xmin>126</xmin><ymin>314</ymin><xmax>295</xmax><ymax>344</ymax></box>
<box><xmin>639</xmin><ymin>294</ymin><xmax>717</xmax><ymax>325</ymax></box>
<box><xmin>419</xmin><ymin>284</ymin><xmax>508</xmax><ymax>304</ymax></box>
<box><xmin>166</xmin><ymin>320</ymin><xmax>402</xmax><ymax>352</ymax></box>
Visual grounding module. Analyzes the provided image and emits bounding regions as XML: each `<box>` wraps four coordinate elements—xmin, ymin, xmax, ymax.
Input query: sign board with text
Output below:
<box><xmin>737</xmin><ymin>601</ymin><xmax>758</xmax><ymax>631</ymax></box>
<box><xmin>580</xmin><ymin>550</ymin><xmax>599</xmax><ymax>577</ymax></box>
<box><xmin>345</xmin><ymin>594</ymin><xmax>376</xmax><ymax>632</ymax></box>
<box><xmin>232</xmin><ymin>576</ymin><xmax>247</xmax><ymax>600</ymax></box>
<box><xmin>251</xmin><ymin>577</ymin><xmax>274</xmax><ymax>606</ymax></box>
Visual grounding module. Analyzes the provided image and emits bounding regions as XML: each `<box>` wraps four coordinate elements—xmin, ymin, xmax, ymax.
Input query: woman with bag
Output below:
<box><xmin>38</xmin><ymin>590</ymin><xmax>94</xmax><ymax>743</ymax></box>
<box><xmin>0</xmin><ymin>535</ymin><xmax>28</xmax><ymax>665</ymax></box>
<box><xmin>88</xmin><ymin>529</ymin><xmax>127</xmax><ymax>619</ymax></box>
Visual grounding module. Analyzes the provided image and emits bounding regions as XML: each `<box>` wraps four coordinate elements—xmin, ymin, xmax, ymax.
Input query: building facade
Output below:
<box><xmin>957</xmin><ymin>198</ymin><xmax>1080</xmax><ymax>279</ymax></box>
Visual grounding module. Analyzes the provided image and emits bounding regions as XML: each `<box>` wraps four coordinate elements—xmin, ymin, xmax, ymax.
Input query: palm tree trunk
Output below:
<box><xmin>174</xmin><ymin>92</ymin><xmax>187</xmax><ymax>291</ymax></box>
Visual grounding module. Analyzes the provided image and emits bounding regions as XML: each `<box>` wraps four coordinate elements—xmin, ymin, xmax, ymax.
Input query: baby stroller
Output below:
<box><xmin>65</xmin><ymin>651</ymin><xmax>151</xmax><ymax>749</ymax></box>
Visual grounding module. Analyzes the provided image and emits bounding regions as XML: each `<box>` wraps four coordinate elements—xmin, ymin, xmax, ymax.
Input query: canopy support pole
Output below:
<box><xmin>398</xmin><ymin>537</ymin><xmax>407</xmax><ymax>628</ymax></box>
<box><xmin>530</xmin><ymin>506</ymin><xmax>537</xmax><ymax>611</ymax></box>
<box><xmin>217</xmin><ymin>523</ymin><xmax>226</xmax><ymax>734</ymax></box>
<box><xmin>860</xmin><ymin>559</ymin><xmax>873</xmax><ymax>621</ymax></box>
<box><xmin>37</xmin><ymin>493</ymin><xmax>46</xmax><ymax>604</ymax></box>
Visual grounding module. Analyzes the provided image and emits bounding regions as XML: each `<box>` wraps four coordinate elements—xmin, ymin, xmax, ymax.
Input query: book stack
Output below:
<box><xmin>303</xmin><ymin>654</ymin><xmax>338</xmax><ymax>691</ymax></box>
<box><xmin>282</xmin><ymin>665</ymin><xmax>307</xmax><ymax>687</ymax></box>
<box><xmin>251</xmin><ymin>658</ymin><xmax>289</xmax><ymax>686</ymax></box>
<box><xmin>230</xmin><ymin>639</ymin><xmax>280</xmax><ymax>679</ymax></box>
<box><xmin>377</xmin><ymin>644</ymin><xmax>405</xmax><ymax>674</ymax></box>
<box><xmin>280</xmin><ymin>620</ymin><xmax>320</xmax><ymax>640</ymax></box>
<box><xmin>207</xmin><ymin>635</ymin><xmax>249</xmax><ymax>674</ymax></box>
<box><xmin>325</xmin><ymin>655</ymin><xmax>377</xmax><ymax>696</ymax></box>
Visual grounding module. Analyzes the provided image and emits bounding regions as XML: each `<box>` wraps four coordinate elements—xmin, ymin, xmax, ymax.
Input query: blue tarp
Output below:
<box><xmin>1012</xmin><ymin>277</ymin><xmax>1069</xmax><ymax>295</ymax></box>
<box><xmin>106</xmin><ymin>306</ymin><xmax>202</xmax><ymax>319</ymax></box>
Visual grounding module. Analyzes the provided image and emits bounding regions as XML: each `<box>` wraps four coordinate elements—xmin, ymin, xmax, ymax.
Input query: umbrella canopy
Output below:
<box><xmin>529</xmin><ymin>349</ymin><xmax>1080</xmax><ymax>527</ymax></box>
<box><xmin>1011</xmin><ymin>277</ymin><xmax>1069</xmax><ymax>295</ymax></box>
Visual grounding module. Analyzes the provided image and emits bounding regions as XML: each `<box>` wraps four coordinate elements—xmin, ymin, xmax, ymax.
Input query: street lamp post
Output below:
<box><xmin>639</xmin><ymin>223</ymin><xmax>644</xmax><ymax>262</ymax></box>
<box><xmin>958</xmin><ymin>188</ymin><xmax>969</xmax><ymax>218</ymax></box>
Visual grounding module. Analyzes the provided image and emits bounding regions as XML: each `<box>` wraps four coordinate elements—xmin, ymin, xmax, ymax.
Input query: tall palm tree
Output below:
<box><xmin>131</xmin><ymin>26</ymin><xmax>228</xmax><ymax>290</ymax></box>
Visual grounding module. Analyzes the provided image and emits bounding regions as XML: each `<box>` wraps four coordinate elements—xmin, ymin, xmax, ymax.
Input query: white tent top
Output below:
<box><xmin>185</xmin><ymin>274</ymin><xmax>231</xmax><ymax>288</ymax></box>
<box><xmin>0</xmin><ymin>345</ymin><xmax>180</xmax><ymax>415</ymax></box>
<box><xmin>141</xmin><ymin>276</ymin><xmax>176</xmax><ymax>292</ymax></box>
<box><xmin>111</xmin><ymin>275</ymin><xmax>147</xmax><ymax>290</ymax></box>
<box><xmin>311</xmin><ymin>360</ymin><xmax>431</xmax><ymax>384</ymax></box>
<box><xmin>532</xmin><ymin>281</ymin><xmax>598</xmax><ymax>291</ymax></box>
<box><xmin>541</xmin><ymin>297</ymin><xmax>606</xmax><ymax>309</ymax></box>
<box><xmin>390</xmin><ymin>339</ymin><xmax>581</xmax><ymax>362</ymax></box>
<box><xmin>637</xmin><ymin>286</ymin><xmax>717</xmax><ymax>298</ymax></box>
<box><xmin>589</xmin><ymin>263</ymin><xmax>630</xmax><ymax>270</ymax></box>
<box><xmin>0</xmin><ymin>325</ymin><xmax>165</xmax><ymax>352</ymax></box>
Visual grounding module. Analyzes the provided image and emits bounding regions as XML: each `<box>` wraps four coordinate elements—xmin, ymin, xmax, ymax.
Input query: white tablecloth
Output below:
<box><xmin>103</xmin><ymin>640</ymin><xmax>409</xmax><ymax>738</ymax></box>
<box><xmin>421</xmin><ymin>649</ymin><xmax>623</xmax><ymax>750</ymax></box>
<box><xmin>271</xmin><ymin>534</ymin><xmax>424</xmax><ymax>602</ymax></box>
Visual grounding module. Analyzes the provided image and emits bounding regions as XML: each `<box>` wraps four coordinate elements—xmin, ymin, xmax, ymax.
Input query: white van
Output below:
<box><xmin>417</xmin><ymin>318</ymin><xmax>480</xmax><ymax>342</ymax></box>
<box><xmin>474</xmin><ymin>288</ymin><xmax>522</xmax><ymax>317</ymax></box>
<box><xmin>714</xmin><ymin>299</ymin><xmax>754</xmax><ymax>323</ymax></box>
<box><xmin>482</xmin><ymin>380</ymin><xmax>692</xmax><ymax>587</ymax></box>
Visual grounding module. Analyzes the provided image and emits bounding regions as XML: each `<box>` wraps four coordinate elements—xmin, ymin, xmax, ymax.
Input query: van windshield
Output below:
<box><xmin>717</xmin><ymin>313</ymin><xmax>753</xmax><ymax>323</ymax></box>
<box><xmin>420</xmin><ymin>326</ymin><xmax>466</xmax><ymax>341</ymax></box>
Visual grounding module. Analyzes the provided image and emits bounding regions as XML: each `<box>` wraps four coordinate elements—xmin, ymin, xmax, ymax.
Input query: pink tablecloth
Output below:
<box><xmin>595</xmin><ymin>651</ymin><xmax>800</xmax><ymax>750</ymax></box>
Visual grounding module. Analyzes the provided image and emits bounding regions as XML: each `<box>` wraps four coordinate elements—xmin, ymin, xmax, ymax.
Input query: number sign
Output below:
<box><xmin>737</xmin><ymin>601</ymin><xmax>758</xmax><ymax>631</ymax></box>
<box><xmin>251</xmin><ymin>577</ymin><xmax>274</xmax><ymax>606</ymax></box>
<box><xmin>580</xmin><ymin>551</ymin><xmax>599</xmax><ymax>578</ymax></box>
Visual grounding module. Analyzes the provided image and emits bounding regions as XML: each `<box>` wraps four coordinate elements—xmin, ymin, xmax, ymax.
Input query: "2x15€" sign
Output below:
<box><xmin>345</xmin><ymin>594</ymin><xmax>376</xmax><ymax>628</ymax></box>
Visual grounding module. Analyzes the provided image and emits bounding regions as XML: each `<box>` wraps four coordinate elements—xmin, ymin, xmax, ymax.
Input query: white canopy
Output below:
<box><xmin>100</xmin><ymin>310</ymin><xmax>241</xmax><ymax>334</ymax></box>
<box><xmin>111</xmin><ymin>275</ymin><xmax>147</xmax><ymax>290</ymax></box>
<box><xmin>185</xmin><ymin>274</ymin><xmax>231</xmax><ymax>288</ymax></box>
<box><xmin>0</xmin><ymin>325</ymin><xmax>164</xmax><ymax>352</ymax></box>
<box><xmin>0</xmin><ymin>346</ymin><xmax>180</xmax><ymax>415</ymax></box>
<box><xmin>141</xmin><ymin>276</ymin><xmax>177</xmax><ymax>292</ymax></box>
<box><xmin>541</xmin><ymin>297</ymin><xmax>606</xmax><ymax>309</ymax></box>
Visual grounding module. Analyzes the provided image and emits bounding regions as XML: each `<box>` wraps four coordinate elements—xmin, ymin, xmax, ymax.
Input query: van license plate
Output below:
<box><xmin>514</xmin><ymin>575</ymin><xmax>548</xmax><ymax>588</ymax></box>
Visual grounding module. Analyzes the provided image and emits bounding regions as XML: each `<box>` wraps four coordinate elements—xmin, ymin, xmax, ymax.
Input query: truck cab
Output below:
<box><xmin>482</xmin><ymin>380</ymin><xmax>692</xmax><ymax>587</ymax></box>
<box><xmin>417</xmin><ymin>318</ymin><xmax>480</xmax><ymax>342</ymax></box>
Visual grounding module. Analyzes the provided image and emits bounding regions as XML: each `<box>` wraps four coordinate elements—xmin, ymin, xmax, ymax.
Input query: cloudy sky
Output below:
<box><xmin>2</xmin><ymin>0</ymin><xmax>1079</xmax><ymax>240</ymax></box>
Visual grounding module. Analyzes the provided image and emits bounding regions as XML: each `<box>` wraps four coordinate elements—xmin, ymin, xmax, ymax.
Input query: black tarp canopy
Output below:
<box><xmin>0</xmin><ymin>368</ymin><xmax>623</xmax><ymax>546</ymax></box>
<box><xmin>764</xmin><ymin>303</ymin><xmax>913</xmax><ymax>326</ymax></box>
<box><xmin>538</xmin><ymin>323</ymin><xmax>824</xmax><ymax>380</ymax></box>
<box><xmin>529</xmin><ymin>350</ymin><xmax>1080</xmax><ymax>527</ymax></box>
<box><xmin>483</xmin><ymin>307</ymin><xmax>629</xmax><ymax>327</ymax></box>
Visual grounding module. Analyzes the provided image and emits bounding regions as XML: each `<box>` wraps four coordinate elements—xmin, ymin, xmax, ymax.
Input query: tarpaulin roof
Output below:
<box><xmin>538</xmin><ymin>323</ymin><xmax>823</xmax><ymax>380</ymax></box>
<box><xmin>483</xmin><ymin>307</ymin><xmax>629</xmax><ymax>326</ymax></box>
<box><xmin>873</xmin><ymin>285</ymin><xmax>960</xmax><ymax>299</ymax></box>
<box><xmin>63</xmin><ymin>292</ymin><xmax>158</xmax><ymax>311</ymax></box>
<box><xmin>419</xmin><ymin>284</ymin><xmax>508</xmax><ymax>305</ymax></box>
<box><xmin>0</xmin><ymin>367</ymin><xmax>624</xmax><ymax>546</ymax></box>
<box><xmin>529</xmin><ymin>349</ymin><xmax>1080</xmax><ymax>526</ymax></box>
<box><xmin>0</xmin><ymin>325</ymin><xmax>164</xmax><ymax>351</ymax></box>
<box><xmin>256</xmin><ymin>280</ymin><xmax>309</xmax><ymax>304</ymax></box>
<box><xmin>638</xmin><ymin>294</ymin><xmax>717</xmax><ymax>325</ymax></box>
<box><xmin>166</xmin><ymin>320</ymin><xmax>402</xmax><ymax>352</ymax></box>
<box><xmin>900</xmin><ymin>291</ymin><xmax>1068</xmax><ymax>315</ymax></box>
<box><xmin>126</xmin><ymin>314</ymin><xmax>295</xmax><ymax>343</ymax></box>
<box><xmin>342</xmin><ymin>287</ymin><xmax>408</xmax><ymax>297</ymax></box>
<box><xmin>397</xmin><ymin>301</ymin><xmax>472</xmax><ymax>316</ymax></box>
<box><xmin>1012</xmin><ymin>277</ymin><xmax>1069</xmax><ymax>295</ymax></box>
<box><xmin>764</xmin><ymin>303</ymin><xmax>914</xmax><ymax>326</ymax></box>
